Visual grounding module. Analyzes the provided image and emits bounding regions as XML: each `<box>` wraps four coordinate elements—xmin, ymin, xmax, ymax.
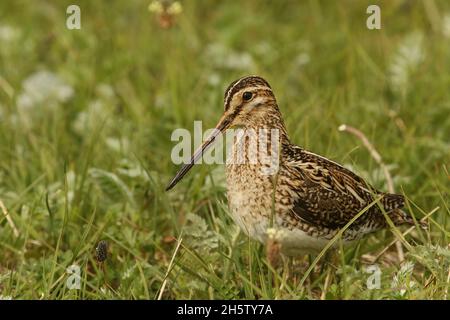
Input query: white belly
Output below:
<box><xmin>275</xmin><ymin>228</ymin><xmax>332</xmax><ymax>256</ymax></box>
<box><xmin>227</xmin><ymin>179</ymin><xmax>333</xmax><ymax>256</ymax></box>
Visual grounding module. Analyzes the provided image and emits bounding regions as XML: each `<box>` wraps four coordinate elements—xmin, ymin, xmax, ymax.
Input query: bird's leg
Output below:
<box><xmin>323</xmin><ymin>248</ymin><xmax>339</xmax><ymax>270</ymax></box>
<box><xmin>319</xmin><ymin>249</ymin><xmax>339</xmax><ymax>299</ymax></box>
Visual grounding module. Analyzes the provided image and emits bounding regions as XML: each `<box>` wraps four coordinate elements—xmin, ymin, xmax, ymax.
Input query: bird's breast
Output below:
<box><xmin>225</xmin><ymin>163</ymin><xmax>274</xmax><ymax>242</ymax></box>
<box><xmin>224</xmin><ymin>162</ymin><xmax>346</xmax><ymax>255</ymax></box>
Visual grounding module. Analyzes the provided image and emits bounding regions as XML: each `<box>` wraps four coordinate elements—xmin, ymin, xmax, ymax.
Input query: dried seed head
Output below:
<box><xmin>95</xmin><ymin>240</ymin><xmax>109</xmax><ymax>262</ymax></box>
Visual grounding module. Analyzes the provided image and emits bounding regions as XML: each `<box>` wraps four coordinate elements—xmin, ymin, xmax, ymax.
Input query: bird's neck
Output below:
<box><xmin>243</xmin><ymin>109</ymin><xmax>291</xmax><ymax>147</ymax></box>
<box><xmin>226</xmin><ymin>109</ymin><xmax>291</xmax><ymax>170</ymax></box>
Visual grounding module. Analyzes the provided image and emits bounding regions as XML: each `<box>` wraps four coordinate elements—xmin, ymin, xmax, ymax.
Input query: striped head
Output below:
<box><xmin>222</xmin><ymin>75</ymin><xmax>278</xmax><ymax>126</ymax></box>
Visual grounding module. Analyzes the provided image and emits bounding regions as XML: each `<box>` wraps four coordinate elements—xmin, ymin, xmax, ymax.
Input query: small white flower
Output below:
<box><xmin>17</xmin><ymin>71</ymin><xmax>74</xmax><ymax>110</ymax></box>
<box><xmin>0</xmin><ymin>24</ymin><xmax>19</xmax><ymax>42</ymax></box>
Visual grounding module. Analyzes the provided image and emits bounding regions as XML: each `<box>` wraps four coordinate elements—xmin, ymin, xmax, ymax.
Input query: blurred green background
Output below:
<box><xmin>0</xmin><ymin>0</ymin><xmax>448</xmax><ymax>299</ymax></box>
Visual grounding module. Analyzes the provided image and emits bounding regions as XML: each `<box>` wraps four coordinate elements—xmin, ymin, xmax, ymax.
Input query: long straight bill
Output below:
<box><xmin>165</xmin><ymin>114</ymin><xmax>231</xmax><ymax>191</ymax></box>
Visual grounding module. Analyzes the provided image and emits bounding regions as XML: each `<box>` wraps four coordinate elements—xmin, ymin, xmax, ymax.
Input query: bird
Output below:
<box><xmin>165</xmin><ymin>75</ymin><xmax>424</xmax><ymax>256</ymax></box>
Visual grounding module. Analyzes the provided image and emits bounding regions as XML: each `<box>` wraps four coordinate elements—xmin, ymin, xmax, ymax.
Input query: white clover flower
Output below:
<box><xmin>17</xmin><ymin>70</ymin><xmax>74</xmax><ymax>110</ymax></box>
<box><xmin>0</xmin><ymin>24</ymin><xmax>19</xmax><ymax>42</ymax></box>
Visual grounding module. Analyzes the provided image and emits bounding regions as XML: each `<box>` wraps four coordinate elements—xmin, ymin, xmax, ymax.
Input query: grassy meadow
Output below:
<box><xmin>0</xmin><ymin>0</ymin><xmax>449</xmax><ymax>299</ymax></box>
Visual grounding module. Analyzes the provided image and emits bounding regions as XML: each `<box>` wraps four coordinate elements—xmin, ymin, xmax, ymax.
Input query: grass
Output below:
<box><xmin>0</xmin><ymin>0</ymin><xmax>449</xmax><ymax>299</ymax></box>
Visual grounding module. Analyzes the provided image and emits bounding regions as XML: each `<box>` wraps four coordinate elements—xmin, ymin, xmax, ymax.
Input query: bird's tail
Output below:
<box><xmin>390</xmin><ymin>209</ymin><xmax>428</xmax><ymax>230</ymax></box>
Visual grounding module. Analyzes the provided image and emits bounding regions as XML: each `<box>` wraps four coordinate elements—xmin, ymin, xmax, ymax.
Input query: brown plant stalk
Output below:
<box><xmin>0</xmin><ymin>199</ymin><xmax>19</xmax><ymax>238</ymax></box>
<box><xmin>338</xmin><ymin>124</ymin><xmax>404</xmax><ymax>261</ymax></box>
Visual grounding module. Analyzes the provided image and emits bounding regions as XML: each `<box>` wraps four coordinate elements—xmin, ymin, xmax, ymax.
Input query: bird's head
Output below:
<box><xmin>222</xmin><ymin>75</ymin><xmax>278</xmax><ymax>127</ymax></box>
<box><xmin>166</xmin><ymin>76</ymin><xmax>281</xmax><ymax>191</ymax></box>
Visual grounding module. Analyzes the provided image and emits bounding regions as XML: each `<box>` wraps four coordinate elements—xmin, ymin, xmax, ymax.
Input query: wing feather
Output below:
<box><xmin>284</xmin><ymin>147</ymin><xmax>404</xmax><ymax>231</ymax></box>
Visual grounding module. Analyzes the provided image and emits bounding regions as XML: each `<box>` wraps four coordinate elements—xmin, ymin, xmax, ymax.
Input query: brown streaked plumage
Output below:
<box><xmin>166</xmin><ymin>75</ymin><xmax>424</xmax><ymax>256</ymax></box>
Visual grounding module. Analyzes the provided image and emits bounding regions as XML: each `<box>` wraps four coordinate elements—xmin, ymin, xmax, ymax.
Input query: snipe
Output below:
<box><xmin>166</xmin><ymin>75</ymin><xmax>422</xmax><ymax>256</ymax></box>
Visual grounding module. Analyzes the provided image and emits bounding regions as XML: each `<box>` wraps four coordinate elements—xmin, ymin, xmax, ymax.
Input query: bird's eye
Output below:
<box><xmin>242</xmin><ymin>91</ymin><xmax>253</xmax><ymax>101</ymax></box>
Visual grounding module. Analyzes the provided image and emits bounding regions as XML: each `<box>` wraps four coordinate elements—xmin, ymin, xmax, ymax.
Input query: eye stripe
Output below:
<box><xmin>230</xmin><ymin>103</ymin><xmax>244</xmax><ymax>119</ymax></box>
